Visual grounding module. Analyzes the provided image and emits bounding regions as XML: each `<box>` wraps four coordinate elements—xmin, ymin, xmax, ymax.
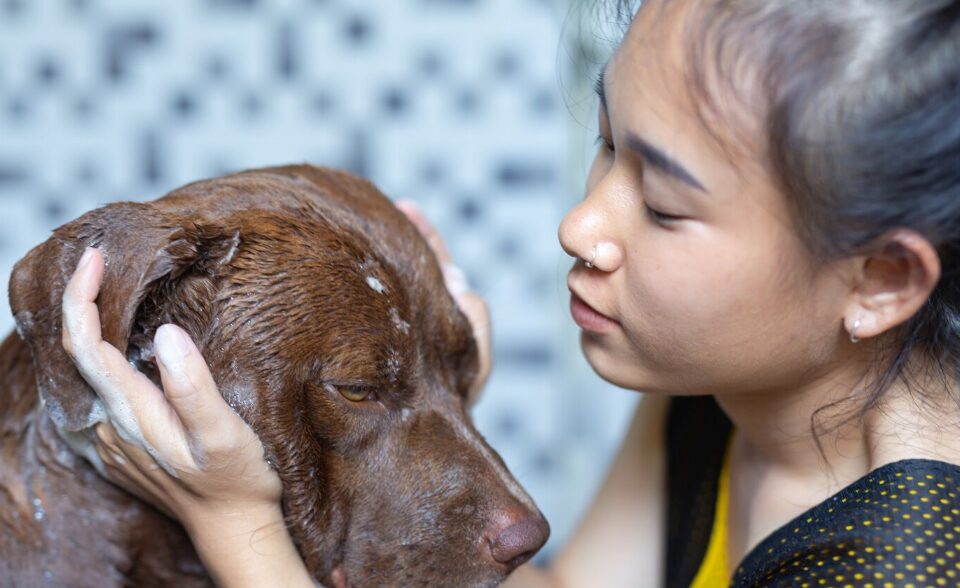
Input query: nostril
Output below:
<box><xmin>487</xmin><ymin>515</ymin><xmax>550</xmax><ymax>569</ymax></box>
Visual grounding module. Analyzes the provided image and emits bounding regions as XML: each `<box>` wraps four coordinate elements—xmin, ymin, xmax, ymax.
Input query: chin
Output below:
<box><xmin>579</xmin><ymin>332</ymin><xmax>650</xmax><ymax>391</ymax></box>
<box><xmin>579</xmin><ymin>331</ymin><xmax>693</xmax><ymax>395</ymax></box>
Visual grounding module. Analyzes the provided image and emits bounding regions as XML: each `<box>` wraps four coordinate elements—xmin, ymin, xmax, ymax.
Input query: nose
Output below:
<box><xmin>558</xmin><ymin>197</ymin><xmax>624</xmax><ymax>273</ymax></box>
<box><xmin>558</xmin><ymin>199</ymin><xmax>597</xmax><ymax>262</ymax></box>
<box><xmin>484</xmin><ymin>507</ymin><xmax>550</xmax><ymax>570</ymax></box>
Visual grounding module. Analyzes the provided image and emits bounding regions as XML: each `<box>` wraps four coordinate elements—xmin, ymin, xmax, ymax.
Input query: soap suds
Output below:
<box><xmin>390</xmin><ymin>308</ymin><xmax>410</xmax><ymax>335</ymax></box>
<box><xmin>366</xmin><ymin>276</ymin><xmax>386</xmax><ymax>294</ymax></box>
<box><xmin>386</xmin><ymin>349</ymin><xmax>402</xmax><ymax>383</ymax></box>
<box><xmin>223</xmin><ymin>382</ymin><xmax>257</xmax><ymax>413</ymax></box>
<box><xmin>13</xmin><ymin>310</ymin><xmax>33</xmax><ymax>341</ymax></box>
<box><xmin>222</xmin><ymin>230</ymin><xmax>241</xmax><ymax>265</ymax></box>
<box><xmin>45</xmin><ymin>387</ymin><xmax>177</xmax><ymax>478</ymax></box>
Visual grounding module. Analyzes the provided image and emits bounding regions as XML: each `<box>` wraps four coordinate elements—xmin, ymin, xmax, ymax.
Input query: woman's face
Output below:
<box><xmin>559</xmin><ymin>1</ymin><xmax>853</xmax><ymax>396</ymax></box>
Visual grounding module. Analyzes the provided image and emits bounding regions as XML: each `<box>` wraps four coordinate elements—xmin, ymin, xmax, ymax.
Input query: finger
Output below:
<box><xmin>101</xmin><ymin>464</ymin><xmax>176</xmax><ymax>520</ymax></box>
<box><xmin>95</xmin><ymin>424</ymin><xmax>176</xmax><ymax>518</ymax></box>
<box><xmin>96</xmin><ymin>422</ymin><xmax>166</xmax><ymax>480</ymax></box>
<box><xmin>395</xmin><ymin>200</ymin><xmax>453</xmax><ymax>265</ymax></box>
<box><xmin>442</xmin><ymin>263</ymin><xmax>471</xmax><ymax>298</ymax></box>
<box><xmin>154</xmin><ymin>324</ymin><xmax>243</xmax><ymax>455</ymax></box>
<box><xmin>63</xmin><ymin>249</ymin><xmax>187</xmax><ymax>456</ymax></box>
<box><xmin>457</xmin><ymin>293</ymin><xmax>492</xmax><ymax>406</ymax></box>
<box><xmin>61</xmin><ymin>247</ymin><xmax>106</xmax><ymax>366</ymax></box>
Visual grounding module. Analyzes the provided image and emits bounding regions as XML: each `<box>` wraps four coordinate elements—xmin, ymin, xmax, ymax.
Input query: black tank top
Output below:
<box><xmin>664</xmin><ymin>395</ymin><xmax>960</xmax><ymax>588</ymax></box>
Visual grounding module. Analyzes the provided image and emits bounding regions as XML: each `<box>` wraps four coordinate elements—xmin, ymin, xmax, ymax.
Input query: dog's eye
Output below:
<box><xmin>321</xmin><ymin>382</ymin><xmax>378</xmax><ymax>404</ymax></box>
<box><xmin>337</xmin><ymin>385</ymin><xmax>373</xmax><ymax>403</ymax></box>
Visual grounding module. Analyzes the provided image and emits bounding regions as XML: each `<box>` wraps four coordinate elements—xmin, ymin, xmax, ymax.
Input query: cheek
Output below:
<box><xmin>617</xmin><ymin>227</ymin><xmax>832</xmax><ymax>383</ymax></box>
<box><xmin>620</xmin><ymin>228</ymin><xmax>772</xmax><ymax>328</ymax></box>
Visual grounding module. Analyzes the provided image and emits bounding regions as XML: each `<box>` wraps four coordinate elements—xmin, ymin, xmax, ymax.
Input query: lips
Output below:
<box><xmin>569</xmin><ymin>291</ymin><xmax>619</xmax><ymax>333</ymax></box>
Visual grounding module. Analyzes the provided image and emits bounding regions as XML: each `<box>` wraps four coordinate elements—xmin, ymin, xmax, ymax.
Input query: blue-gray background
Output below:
<box><xmin>0</xmin><ymin>0</ymin><xmax>637</xmax><ymax>560</ymax></box>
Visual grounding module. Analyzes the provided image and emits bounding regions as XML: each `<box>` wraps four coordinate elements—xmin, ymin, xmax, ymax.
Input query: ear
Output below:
<box><xmin>8</xmin><ymin>202</ymin><xmax>240</xmax><ymax>432</ymax></box>
<box><xmin>843</xmin><ymin>230</ymin><xmax>941</xmax><ymax>341</ymax></box>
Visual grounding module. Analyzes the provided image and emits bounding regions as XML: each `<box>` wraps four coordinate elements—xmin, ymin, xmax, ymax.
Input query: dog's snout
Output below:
<box><xmin>484</xmin><ymin>507</ymin><xmax>550</xmax><ymax>570</ymax></box>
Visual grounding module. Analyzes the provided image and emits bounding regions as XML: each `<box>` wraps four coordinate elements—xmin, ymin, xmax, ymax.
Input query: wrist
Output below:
<box><xmin>184</xmin><ymin>498</ymin><xmax>285</xmax><ymax>531</ymax></box>
<box><xmin>184</xmin><ymin>504</ymin><xmax>314</xmax><ymax>588</ymax></box>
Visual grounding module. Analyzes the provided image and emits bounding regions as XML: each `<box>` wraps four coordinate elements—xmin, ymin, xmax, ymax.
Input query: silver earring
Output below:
<box><xmin>584</xmin><ymin>246</ymin><xmax>597</xmax><ymax>269</ymax></box>
<box><xmin>849</xmin><ymin>318</ymin><xmax>862</xmax><ymax>344</ymax></box>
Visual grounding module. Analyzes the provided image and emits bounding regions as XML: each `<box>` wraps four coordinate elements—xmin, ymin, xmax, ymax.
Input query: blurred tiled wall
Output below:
<box><xmin>0</xmin><ymin>0</ymin><xmax>638</xmax><ymax>561</ymax></box>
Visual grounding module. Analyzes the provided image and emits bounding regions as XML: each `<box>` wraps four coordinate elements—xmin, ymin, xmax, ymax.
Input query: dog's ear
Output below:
<box><xmin>8</xmin><ymin>202</ymin><xmax>240</xmax><ymax>433</ymax></box>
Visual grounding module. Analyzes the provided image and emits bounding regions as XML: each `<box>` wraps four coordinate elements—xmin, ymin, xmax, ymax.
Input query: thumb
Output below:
<box><xmin>154</xmin><ymin>324</ymin><xmax>237</xmax><ymax>446</ymax></box>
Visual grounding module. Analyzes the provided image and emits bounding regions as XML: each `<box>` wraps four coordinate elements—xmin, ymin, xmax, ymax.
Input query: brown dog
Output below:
<box><xmin>0</xmin><ymin>165</ymin><xmax>548</xmax><ymax>587</ymax></box>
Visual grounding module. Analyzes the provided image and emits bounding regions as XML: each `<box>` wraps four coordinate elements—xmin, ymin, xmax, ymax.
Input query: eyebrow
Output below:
<box><xmin>594</xmin><ymin>66</ymin><xmax>708</xmax><ymax>193</ymax></box>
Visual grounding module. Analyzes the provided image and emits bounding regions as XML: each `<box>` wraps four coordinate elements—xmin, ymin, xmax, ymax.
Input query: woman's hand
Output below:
<box><xmin>61</xmin><ymin>247</ymin><xmax>313</xmax><ymax>588</ymax></box>
<box><xmin>395</xmin><ymin>200</ymin><xmax>492</xmax><ymax>405</ymax></box>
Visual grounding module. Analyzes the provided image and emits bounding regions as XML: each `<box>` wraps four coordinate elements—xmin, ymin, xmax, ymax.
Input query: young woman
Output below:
<box><xmin>61</xmin><ymin>0</ymin><xmax>960</xmax><ymax>586</ymax></box>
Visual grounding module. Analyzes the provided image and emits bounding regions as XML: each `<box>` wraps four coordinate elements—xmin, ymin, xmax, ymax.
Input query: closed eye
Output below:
<box><xmin>645</xmin><ymin>204</ymin><xmax>684</xmax><ymax>225</ymax></box>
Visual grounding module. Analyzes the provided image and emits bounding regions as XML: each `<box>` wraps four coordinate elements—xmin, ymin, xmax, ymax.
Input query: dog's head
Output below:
<box><xmin>9</xmin><ymin>165</ymin><xmax>548</xmax><ymax>587</ymax></box>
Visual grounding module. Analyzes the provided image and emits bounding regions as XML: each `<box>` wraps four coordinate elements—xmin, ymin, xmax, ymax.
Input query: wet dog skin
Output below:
<box><xmin>0</xmin><ymin>165</ymin><xmax>549</xmax><ymax>587</ymax></box>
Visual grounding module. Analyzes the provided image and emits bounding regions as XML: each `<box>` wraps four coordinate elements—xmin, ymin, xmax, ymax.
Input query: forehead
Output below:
<box><xmin>608</xmin><ymin>0</ymin><xmax>768</xmax><ymax>190</ymax></box>
<box><xmin>225</xmin><ymin>251</ymin><xmax>403</xmax><ymax>386</ymax></box>
<box><xmin>224</xmin><ymin>213</ymin><xmax>472</xmax><ymax>375</ymax></box>
<box><xmin>263</xmin><ymin>224</ymin><xmax>415</xmax><ymax>324</ymax></box>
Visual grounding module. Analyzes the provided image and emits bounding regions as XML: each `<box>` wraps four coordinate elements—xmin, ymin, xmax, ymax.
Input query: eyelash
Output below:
<box><xmin>645</xmin><ymin>205</ymin><xmax>681</xmax><ymax>226</ymax></box>
<box><xmin>595</xmin><ymin>134</ymin><xmax>614</xmax><ymax>152</ymax></box>
<box><xmin>595</xmin><ymin>134</ymin><xmax>681</xmax><ymax>226</ymax></box>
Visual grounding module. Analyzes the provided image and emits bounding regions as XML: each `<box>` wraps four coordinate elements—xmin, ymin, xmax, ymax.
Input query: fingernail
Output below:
<box><xmin>443</xmin><ymin>263</ymin><xmax>470</xmax><ymax>297</ymax></box>
<box><xmin>155</xmin><ymin>324</ymin><xmax>192</xmax><ymax>368</ymax></box>
<box><xmin>77</xmin><ymin>247</ymin><xmax>96</xmax><ymax>271</ymax></box>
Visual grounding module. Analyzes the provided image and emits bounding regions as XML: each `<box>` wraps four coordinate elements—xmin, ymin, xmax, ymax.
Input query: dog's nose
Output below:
<box><xmin>484</xmin><ymin>508</ymin><xmax>550</xmax><ymax>570</ymax></box>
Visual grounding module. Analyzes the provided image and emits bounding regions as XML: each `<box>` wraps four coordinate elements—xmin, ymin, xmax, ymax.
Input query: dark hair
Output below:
<box><xmin>607</xmin><ymin>1</ymin><xmax>960</xmax><ymax>424</ymax></box>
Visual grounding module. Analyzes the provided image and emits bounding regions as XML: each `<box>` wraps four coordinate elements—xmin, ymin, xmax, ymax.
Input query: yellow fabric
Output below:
<box><xmin>689</xmin><ymin>441</ymin><xmax>732</xmax><ymax>588</ymax></box>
